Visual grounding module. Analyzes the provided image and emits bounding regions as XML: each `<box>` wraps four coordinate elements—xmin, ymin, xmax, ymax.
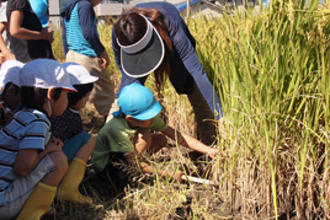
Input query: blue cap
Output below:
<box><xmin>117</xmin><ymin>83</ymin><xmax>162</xmax><ymax>120</ymax></box>
<box><xmin>29</xmin><ymin>0</ymin><xmax>49</xmax><ymax>28</ymax></box>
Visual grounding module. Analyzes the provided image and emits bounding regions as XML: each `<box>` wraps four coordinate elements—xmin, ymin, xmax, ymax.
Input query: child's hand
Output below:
<box><xmin>207</xmin><ymin>148</ymin><xmax>219</xmax><ymax>160</ymax></box>
<box><xmin>45</xmin><ymin>137</ymin><xmax>63</xmax><ymax>152</ymax></box>
<box><xmin>175</xmin><ymin>171</ymin><xmax>185</xmax><ymax>182</ymax></box>
<box><xmin>162</xmin><ymin>170</ymin><xmax>184</xmax><ymax>182</ymax></box>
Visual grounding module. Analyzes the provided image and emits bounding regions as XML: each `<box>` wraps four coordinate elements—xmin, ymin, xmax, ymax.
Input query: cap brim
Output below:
<box><xmin>62</xmin><ymin>62</ymin><xmax>99</xmax><ymax>85</ymax></box>
<box><xmin>71</xmin><ymin>75</ymin><xmax>99</xmax><ymax>85</ymax></box>
<box><xmin>121</xmin><ymin>28</ymin><xmax>165</xmax><ymax>78</ymax></box>
<box><xmin>133</xmin><ymin>99</ymin><xmax>162</xmax><ymax>121</ymax></box>
<box><xmin>60</xmin><ymin>85</ymin><xmax>77</xmax><ymax>92</ymax></box>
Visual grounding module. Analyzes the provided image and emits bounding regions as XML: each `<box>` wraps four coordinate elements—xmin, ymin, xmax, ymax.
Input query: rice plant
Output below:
<box><xmin>50</xmin><ymin>0</ymin><xmax>329</xmax><ymax>219</ymax></box>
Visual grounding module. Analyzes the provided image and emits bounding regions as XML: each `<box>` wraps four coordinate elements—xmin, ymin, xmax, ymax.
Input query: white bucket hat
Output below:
<box><xmin>19</xmin><ymin>59</ymin><xmax>77</xmax><ymax>92</ymax></box>
<box><xmin>0</xmin><ymin>60</ymin><xmax>25</xmax><ymax>95</ymax></box>
<box><xmin>61</xmin><ymin>62</ymin><xmax>99</xmax><ymax>85</ymax></box>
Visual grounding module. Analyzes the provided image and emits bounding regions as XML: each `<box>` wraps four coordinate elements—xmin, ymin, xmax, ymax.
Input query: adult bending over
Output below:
<box><xmin>112</xmin><ymin>1</ymin><xmax>224</xmax><ymax>144</ymax></box>
<box><xmin>61</xmin><ymin>0</ymin><xmax>115</xmax><ymax>119</ymax></box>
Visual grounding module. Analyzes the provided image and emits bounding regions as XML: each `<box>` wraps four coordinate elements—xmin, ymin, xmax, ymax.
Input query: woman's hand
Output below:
<box><xmin>218</xmin><ymin>118</ymin><xmax>227</xmax><ymax>140</ymax></box>
<box><xmin>206</xmin><ymin>148</ymin><xmax>219</xmax><ymax>160</ymax></box>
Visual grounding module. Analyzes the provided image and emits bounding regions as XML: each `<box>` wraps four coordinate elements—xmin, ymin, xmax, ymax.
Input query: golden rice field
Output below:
<box><xmin>50</xmin><ymin>1</ymin><xmax>329</xmax><ymax>219</ymax></box>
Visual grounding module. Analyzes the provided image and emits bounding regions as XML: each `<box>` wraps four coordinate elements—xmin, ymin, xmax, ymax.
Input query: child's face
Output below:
<box><xmin>126</xmin><ymin>116</ymin><xmax>155</xmax><ymax>129</ymax></box>
<box><xmin>138</xmin><ymin>118</ymin><xmax>154</xmax><ymax>128</ymax></box>
<box><xmin>52</xmin><ymin>90</ymin><xmax>69</xmax><ymax>116</ymax></box>
<box><xmin>3</xmin><ymin>84</ymin><xmax>20</xmax><ymax>110</ymax></box>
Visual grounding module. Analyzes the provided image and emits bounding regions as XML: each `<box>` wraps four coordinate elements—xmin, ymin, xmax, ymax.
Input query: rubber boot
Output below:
<box><xmin>16</xmin><ymin>182</ymin><xmax>56</xmax><ymax>220</ymax></box>
<box><xmin>57</xmin><ymin>157</ymin><xmax>92</xmax><ymax>205</ymax></box>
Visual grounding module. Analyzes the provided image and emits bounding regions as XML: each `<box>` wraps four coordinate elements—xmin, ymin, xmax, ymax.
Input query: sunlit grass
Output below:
<box><xmin>50</xmin><ymin>1</ymin><xmax>329</xmax><ymax>219</ymax></box>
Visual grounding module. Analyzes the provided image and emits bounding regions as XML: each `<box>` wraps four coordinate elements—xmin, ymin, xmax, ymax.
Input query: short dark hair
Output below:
<box><xmin>68</xmin><ymin>83</ymin><xmax>93</xmax><ymax>106</ymax></box>
<box><xmin>0</xmin><ymin>83</ymin><xmax>20</xmax><ymax>102</ymax></box>
<box><xmin>20</xmin><ymin>86</ymin><xmax>62</xmax><ymax>112</ymax></box>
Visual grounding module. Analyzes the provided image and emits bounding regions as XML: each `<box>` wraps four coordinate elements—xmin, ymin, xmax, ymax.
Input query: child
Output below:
<box><xmin>50</xmin><ymin>62</ymin><xmax>98</xmax><ymax>205</ymax></box>
<box><xmin>61</xmin><ymin>0</ymin><xmax>115</xmax><ymax>119</ymax></box>
<box><xmin>0</xmin><ymin>58</ymin><xmax>76</xmax><ymax>220</ymax></box>
<box><xmin>92</xmin><ymin>83</ymin><xmax>218</xmax><ymax>180</ymax></box>
<box><xmin>0</xmin><ymin>60</ymin><xmax>24</xmax><ymax>127</ymax></box>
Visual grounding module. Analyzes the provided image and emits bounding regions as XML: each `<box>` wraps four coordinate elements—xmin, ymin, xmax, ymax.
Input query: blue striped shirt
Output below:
<box><xmin>0</xmin><ymin>108</ymin><xmax>51</xmax><ymax>204</ymax></box>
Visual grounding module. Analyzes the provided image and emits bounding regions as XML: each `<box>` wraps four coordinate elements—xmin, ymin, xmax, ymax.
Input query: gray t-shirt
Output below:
<box><xmin>2</xmin><ymin>0</ymin><xmax>31</xmax><ymax>62</ymax></box>
<box><xmin>6</xmin><ymin>0</ymin><xmax>46</xmax><ymax>62</ymax></box>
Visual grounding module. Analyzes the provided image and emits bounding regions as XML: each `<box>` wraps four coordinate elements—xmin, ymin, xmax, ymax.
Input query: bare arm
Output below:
<box><xmin>14</xmin><ymin>137</ymin><xmax>63</xmax><ymax>176</ymax></box>
<box><xmin>0</xmin><ymin>22</ymin><xmax>15</xmax><ymax>60</ymax></box>
<box><xmin>161</xmin><ymin>126</ymin><xmax>218</xmax><ymax>159</ymax></box>
<box><xmin>123</xmin><ymin>149</ymin><xmax>183</xmax><ymax>181</ymax></box>
<box><xmin>139</xmin><ymin>162</ymin><xmax>183</xmax><ymax>181</ymax></box>
<box><xmin>9</xmin><ymin>10</ymin><xmax>53</xmax><ymax>41</ymax></box>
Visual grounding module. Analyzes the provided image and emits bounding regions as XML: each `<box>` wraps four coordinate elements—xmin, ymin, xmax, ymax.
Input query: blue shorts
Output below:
<box><xmin>62</xmin><ymin>132</ymin><xmax>91</xmax><ymax>163</ymax></box>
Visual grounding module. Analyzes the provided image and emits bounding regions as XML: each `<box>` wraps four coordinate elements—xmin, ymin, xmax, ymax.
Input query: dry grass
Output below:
<box><xmin>47</xmin><ymin>1</ymin><xmax>329</xmax><ymax>219</ymax></box>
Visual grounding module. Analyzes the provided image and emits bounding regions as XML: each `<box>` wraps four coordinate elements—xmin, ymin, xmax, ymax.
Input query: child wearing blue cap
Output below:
<box><xmin>92</xmin><ymin>83</ymin><xmax>218</xmax><ymax>180</ymax></box>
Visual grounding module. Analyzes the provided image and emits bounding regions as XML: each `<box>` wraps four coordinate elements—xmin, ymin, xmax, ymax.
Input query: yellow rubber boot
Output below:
<box><xmin>57</xmin><ymin>157</ymin><xmax>92</xmax><ymax>205</ymax></box>
<box><xmin>16</xmin><ymin>182</ymin><xmax>56</xmax><ymax>220</ymax></box>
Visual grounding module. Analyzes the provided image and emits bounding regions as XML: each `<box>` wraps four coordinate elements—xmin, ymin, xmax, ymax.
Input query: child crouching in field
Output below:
<box><xmin>0</xmin><ymin>60</ymin><xmax>24</xmax><ymax>127</ymax></box>
<box><xmin>92</xmin><ymin>83</ymin><xmax>218</xmax><ymax>181</ymax></box>
<box><xmin>0</xmin><ymin>59</ymin><xmax>76</xmax><ymax>220</ymax></box>
<box><xmin>50</xmin><ymin>62</ymin><xmax>98</xmax><ymax>205</ymax></box>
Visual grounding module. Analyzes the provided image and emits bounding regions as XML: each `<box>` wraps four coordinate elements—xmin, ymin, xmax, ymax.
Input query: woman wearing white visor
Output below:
<box><xmin>111</xmin><ymin>2</ymin><xmax>224</xmax><ymax>145</ymax></box>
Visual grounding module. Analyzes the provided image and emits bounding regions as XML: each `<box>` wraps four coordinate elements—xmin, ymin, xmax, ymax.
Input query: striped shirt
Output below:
<box><xmin>62</xmin><ymin>0</ymin><xmax>104</xmax><ymax>57</ymax></box>
<box><xmin>0</xmin><ymin>108</ymin><xmax>51</xmax><ymax>203</ymax></box>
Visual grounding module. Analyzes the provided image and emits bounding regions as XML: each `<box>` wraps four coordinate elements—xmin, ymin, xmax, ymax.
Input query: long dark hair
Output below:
<box><xmin>114</xmin><ymin>8</ymin><xmax>173</xmax><ymax>91</ymax></box>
